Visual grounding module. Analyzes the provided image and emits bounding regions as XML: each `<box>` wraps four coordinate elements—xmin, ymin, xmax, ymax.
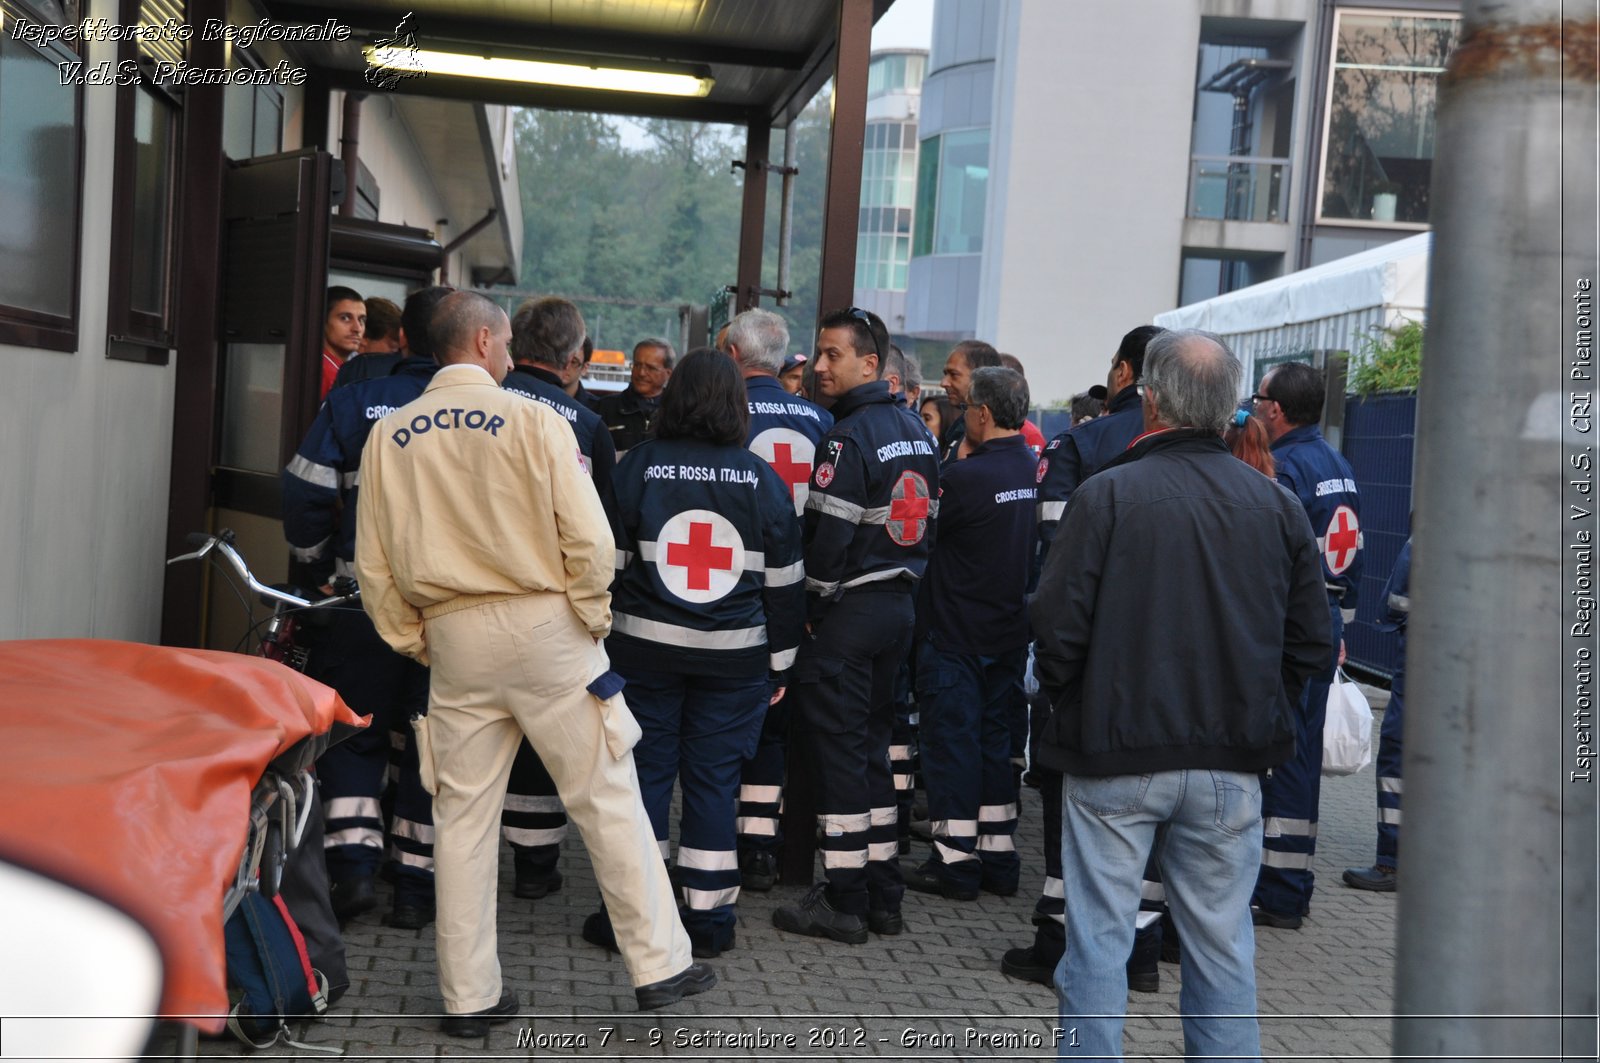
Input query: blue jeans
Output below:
<box><xmin>1056</xmin><ymin>769</ymin><xmax>1263</xmax><ymax>1062</ymax></box>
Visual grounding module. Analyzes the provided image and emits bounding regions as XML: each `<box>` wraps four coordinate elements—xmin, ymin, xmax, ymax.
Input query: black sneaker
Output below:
<box><xmin>329</xmin><ymin>876</ymin><xmax>377</xmax><ymax>923</ymax></box>
<box><xmin>582</xmin><ymin>909</ymin><xmax>619</xmax><ymax>952</ymax></box>
<box><xmin>868</xmin><ymin>909</ymin><xmax>904</xmax><ymax>935</ymax></box>
<box><xmin>382</xmin><ymin>903</ymin><xmax>435</xmax><ymax>930</ymax></box>
<box><xmin>439</xmin><ymin>989</ymin><xmax>518</xmax><ymax>1038</ymax></box>
<box><xmin>1342</xmin><ymin>865</ymin><xmax>1397</xmax><ymax>892</ymax></box>
<box><xmin>739</xmin><ymin>850</ymin><xmax>777</xmax><ymax>892</ymax></box>
<box><xmin>513</xmin><ymin>867</ymin><xmax>563</xmax><ymax>900</ymax></box>
<box><xmin>772</xmin><ymin>883</ymin><xmax>868</xmax><ymax>944</ymax></box>
<box><xmin>902</xmin><ymin>861</ymin><xmax>979</xmax><ymax>902</ymax></box>
<box><xmin>1000</xmin><ymin>943</ymin><xmax>1059</xmax><ymax>986</ymax></box>
<box><xmin>1251</xmin><ymin>905</ymin><xmax>1304</xmax><ymax>930</ymax></box>
<box><xmin>635</xmin><ymin>963</ymin><xmax>718</xmax><ymax>1011</ymax></box>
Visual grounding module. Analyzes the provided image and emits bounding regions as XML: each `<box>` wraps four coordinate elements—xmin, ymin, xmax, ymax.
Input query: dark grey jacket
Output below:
<box><xmin>1030</xmin><ymin>429</ymin><xmax>1333</xmax><ymax>777</ymax></box>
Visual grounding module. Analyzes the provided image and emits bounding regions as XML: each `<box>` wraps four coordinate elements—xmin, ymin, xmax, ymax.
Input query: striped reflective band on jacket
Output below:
<box><xmin>808</xmin><ymin>566</ymin><xmax>918</xmax><ymax>596</ymax></box>
<box><xmin>632</xmin><ymin>541</ymin><xmax>804</xmax><ymax>586</ymax></box>
<box><xmin>291</xmin><ymin>536</ymin><xmax>332</xmax><ymax>563</ymax></box>
<box><xmin>611</xmin><ymin>612</ymin><xmax>767</xmax><ymax>651</ymax></box>
<box><xmin>286</xmin><ymin>454</ymin><xmax>337</xmax><ymax>490</ymax></box>
<box><xmin>806</xmin><ymin>492</ymin><xmax>941</xmax><ymax>525</ymax></box>
<box><xmin>1037</xmin><ymin>500</ymin><xmax>1066</xmax><ymax>524</ymax></box>
<box><xmin>1263</xmin><ymin>817</ymin><xmax>1318</xmax><ymax>838</ymax></box>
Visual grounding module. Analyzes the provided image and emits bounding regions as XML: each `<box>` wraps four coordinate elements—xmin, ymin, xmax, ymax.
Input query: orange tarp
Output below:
<box><xmin>0</xmin><ymin>640</ymin><xmax>365</xmax><ymax>1030</ymax></box>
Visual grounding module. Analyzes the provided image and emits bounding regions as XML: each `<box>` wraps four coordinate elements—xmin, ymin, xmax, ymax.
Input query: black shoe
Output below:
<box><xmin>635</xmin><ymin>963</ymin><xmax>718</xmax><ymax>1011</ymax></box>
<box><xmin>439</xmin><ymin>989</ymin><xmax>518</xmax><ymax>1038</ymax></box>
<box><xmin>1127</xmin><ymin>966</ymin><xmax>1160</xmax><ymax>993</ymax></box>
<box><xmin>582</xmin><ymin>910</ymin><xmax>619</xmax><ymax>953</ymax></box>
<box><xmin>980</xmin><ymin>876</ymin><xmax>1019</xmax><ymax>898</ymax></box>
<box><xmin>513</xmin><ymin>867</ymin><xmax>563</xmax><ymax>900</ymax></box>
<box><xmin>1000</xmin><ymin>943</ymin><xmax>1060</xmax><ymax>986</ymax></box>
<box><xmin>1251</xmin><ymin>905</ymin><xmax>1303</xmax><ymax>930</ymax></box>
<box><xmin>382</xmin><ymin>903</ymin><xmax>435</xmax><ymax>930</ymax></box>
<box><xmin>1342</xmin><ymin>865</ymin><xmax>1397</xmax><ymax>892</ymax></box>
<box><xmin>688</xmin><ymin>927</ymin><xmax>735</xmax><ymax>959</ymax></box>
<box><xmin>902</xmin><ymin>861</ymin><xmax>979</xmax><ymax>902</ymax></box>
<box><xmin>868</xmin><ymin>909</ymin><xmax>904</xmax><ymax>935</ymax></box>
<box><xmin>772</xmin><ymin>883</ymin><xmax>868</xmax><ymax>945</ymax></box>
<box><xmin>329</xmin><ymin>876</ymin><xmax>377</xmax><ymax>922</ymax></box>
<box><xmin>739</xmin><ymin>850</ymin><xmax>777</xmax><ymax>892</ymax></box>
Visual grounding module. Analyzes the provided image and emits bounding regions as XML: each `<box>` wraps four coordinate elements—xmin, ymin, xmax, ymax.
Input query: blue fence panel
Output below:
<box><xmin>1340</xmin><ymin>392</ymin><xmax>1417</xmax><ymax>682</ymax></box>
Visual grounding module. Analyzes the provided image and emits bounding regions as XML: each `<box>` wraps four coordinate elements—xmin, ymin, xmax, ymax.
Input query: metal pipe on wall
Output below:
<box><xmin>777</xmin><ymin>126</ymin><xmax>796</xmax><ymax>307</ymax></box>
<box><xmin>1392</xmin><ymin>4</ymin><xmax>1597</xmax><ymax>1059</ymax></box>
<box><xmin>338</xmin><ymin>92</ymin><xmax>365</xmax><ymax>218</ymax></box>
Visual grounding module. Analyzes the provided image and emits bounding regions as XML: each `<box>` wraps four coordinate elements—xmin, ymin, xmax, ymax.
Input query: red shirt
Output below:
<box><xmin>1020</xmin><ymin>418</ymin><xmax>1046</xmax><ymax>456</ymax></box>
<box><xmin>320</xmin><ymin>346</ymin><xmax>345</xmax><ymax>400</ymax></box>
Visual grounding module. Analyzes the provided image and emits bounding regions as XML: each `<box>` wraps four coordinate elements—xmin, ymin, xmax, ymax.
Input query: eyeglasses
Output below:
<box><xmin>1250</xmin><ymin>393</ymin><xmax>1274</xmax><ymax>405</ymax></box>
<box><xmin>845</xmin><ymin>307</ymin><xmax>884</xmax><ymax>364</ymax></box>
<box><xmin>954</xmin><ymin>402</ymin><xmax>987</xmax><ymax>414</ymax></box>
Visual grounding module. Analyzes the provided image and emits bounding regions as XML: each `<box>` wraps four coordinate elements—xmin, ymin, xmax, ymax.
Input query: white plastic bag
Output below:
<box><xmin>1321</xmin><ymin>670</ymin><xmax>1373</xmax><ymax>777</ymax></box>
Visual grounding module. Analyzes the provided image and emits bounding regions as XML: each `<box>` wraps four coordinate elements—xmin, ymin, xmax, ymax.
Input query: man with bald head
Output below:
<box><xmin>1030</xmin><ymin>329</ymin><xmax>1331</xmax><ymax>1059</ymax></box>
<box><xmin>357</xmin><ymin>291</ymin><xmax>715</xmax><ymax>1034</ymax></box>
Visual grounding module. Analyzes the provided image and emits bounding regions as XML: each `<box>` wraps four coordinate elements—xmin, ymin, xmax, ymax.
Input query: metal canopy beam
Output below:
<box><xmin>319</xmin><ymin>69</ymin><xmax>759</xmax><ymax>125</ymax></box>
<box><xmin>735</xmin><ymin>120</ymin><xmax>772</xmax><ymax>312</ymax></box>
<box><xmin>264</xmin><ymin>1</ymin><xmax>813</xmax><ymax>71</ymax></box>
<box><xmin>814</xmin><ymin>0</ymin><xmax>873</xmax><ymax>318</ymax></box>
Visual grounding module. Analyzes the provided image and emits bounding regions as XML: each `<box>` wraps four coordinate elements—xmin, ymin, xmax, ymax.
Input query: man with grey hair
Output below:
<box><xmin>718</xmin><ymin>307</ymin><xmax>833</xmax><ymax>889</ymax></box>
<box><xmin>600</xmin><ymin>338</ymin><xmax>676</xmax><ymax>453</ymax></box>
<box><xmin>903</xmin><ymin>366</ymin><xmax>1038</xmax><ymax>902</ymax></box>
<box><xmin>498</xmin><ymin>296</ymin><xmax>617</xmax><ymax>903</ymax></box>
<box><xmin>1030</xmin><ymin>329</ymin><xmax>1331</xmax><ymax>1059</ymax></box>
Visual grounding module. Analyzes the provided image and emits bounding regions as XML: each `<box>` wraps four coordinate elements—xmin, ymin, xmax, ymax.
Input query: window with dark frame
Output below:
<box><xmin>0</xmin><ymin>0</ymin><xmax>85</xmax><ymax>353</ymax></box>
<box><xmin>105</xmin><ymin>0</ymin><xmax>184</xmax><ymax>364</ymax></box>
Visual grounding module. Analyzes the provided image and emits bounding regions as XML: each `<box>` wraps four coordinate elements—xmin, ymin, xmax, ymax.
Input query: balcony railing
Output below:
<box><xmin>1188</xmin><ymin>155</ymin><xmax>1291</xmax><ymax>223</ymax></box>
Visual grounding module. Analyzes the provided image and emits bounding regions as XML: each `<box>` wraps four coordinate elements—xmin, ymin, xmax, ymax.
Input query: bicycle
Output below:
<box><xmin>167</xmin><ymin>529</ymin><xmax>362</xmax><ymax>903</ymax></box>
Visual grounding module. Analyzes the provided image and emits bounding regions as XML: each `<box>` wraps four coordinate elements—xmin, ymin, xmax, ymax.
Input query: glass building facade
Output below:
<box><xmin>855</xmin><ymin>51</ymin><xmax>926</xmax><ymax>297</ymax></box>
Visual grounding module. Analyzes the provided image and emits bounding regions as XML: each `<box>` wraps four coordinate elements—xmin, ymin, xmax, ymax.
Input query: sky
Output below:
<box><xmin>613</xmin><ymin>0</ymin><xmax>934</xmax><ymax>149</ymax></box>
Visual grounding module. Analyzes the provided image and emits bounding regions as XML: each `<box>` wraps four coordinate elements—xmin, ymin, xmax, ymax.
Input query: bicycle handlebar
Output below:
<box><xmin>168</xmin><ymin>532</ymin><xmax>360</xmax><ymax>610</ymax></box>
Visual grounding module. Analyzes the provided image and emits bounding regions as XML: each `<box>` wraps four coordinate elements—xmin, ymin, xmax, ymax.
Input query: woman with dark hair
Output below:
<box><xmin>584</xmin><ymin>348</ymin><xmax>806</xmax><ymax>959</ymax></box>
<box><xmin>919</xmin><ymin>392</ymin><xmax>956</xmax><ymax>443</ymax></box>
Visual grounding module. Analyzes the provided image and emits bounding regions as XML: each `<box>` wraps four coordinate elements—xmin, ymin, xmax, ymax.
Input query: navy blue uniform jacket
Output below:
<box><xmin>919</xmin><ymin>433</ymin><xmax>1039</xmax><ymax>655</ymax></box>
<box><xmin>803</xmin><ymin>381</ymin><xmax>941</xmax><ymax>621</ymax></box>
<box><xmin>283</xmin><ymin>357</ymin><xmax>437</xmax><ymax>576</ymax></box>
<box><xmin>608</xmin><ymin>438</ymin><xmax>806</xmax><ymax>683</ymax></box>
<box><xmin>1271</xmin><ymin>423</ymin><xmax>1363</xmax><ymax>619</ymax></box>
<box><xmin>744</xmin><ymin>374</ymin><xmax>833</xmax><ymax>517</ymax></box>
<box><xmin>504</xmin><ymin>363</ymin><xmax>617</xmax><ymax>506</ymax></box>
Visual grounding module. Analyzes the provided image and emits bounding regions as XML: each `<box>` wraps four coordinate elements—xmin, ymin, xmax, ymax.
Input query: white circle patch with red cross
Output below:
<box><xmin>654</xmin><ymin>509</ymin><xmax>746</xmax><ymax>604</ymax></box>
<box><xmin>814</xmin><ymin>462</ymin><xmax>835</xmax><ymax>489</ymax></box>
<box><xmin>1036</xmin><ymin>456</ymin><xmax>1049</xmax><ymax>484</ymax></box>
<box><xmin>1322</xmin><ymin>504</ymin><xmax>1361</xmax><ymax>575</ymax></box>
<box><xmin>885</xmin><ymin>470</ymin><xmax>932</xmax><ymax>546</ymax></box>
<box><xmin>750</xmin><ymin>427</ymin><xmax>815</xmax><ymax>516</ymax></box>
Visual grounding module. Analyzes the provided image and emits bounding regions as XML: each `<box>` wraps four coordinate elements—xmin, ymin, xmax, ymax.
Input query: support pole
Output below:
<box><xmin>814</xmin><ymin>0</ymin><xmax>874</xmax><ymax>318</ymax></box>
<box><xmin>777</xmin><ymin>127</ymin><xmax>797</xmax><ymax>307</ymax></box>
<box><xmin>1393</xmin><ymin>5</ymin><xmax>1597</xmax><ymax>1059</ymax></box>
<box><xmin>735</xmin><ymin>120</ymin><xmax>771</xmax><ymax>312</ymax></box>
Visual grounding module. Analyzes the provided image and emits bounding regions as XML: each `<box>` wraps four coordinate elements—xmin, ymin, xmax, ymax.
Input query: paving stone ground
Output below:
<box><xmin>193</xmin><ymin>688</ymin><xmax>1399</xmax><ymax>1061</ymax></box>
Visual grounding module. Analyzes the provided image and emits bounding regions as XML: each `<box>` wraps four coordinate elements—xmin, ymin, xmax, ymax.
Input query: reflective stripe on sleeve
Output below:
<box><xmin>286</xmin><ymin>454</ymin><xmax>338</xmax><ymax>490</ymax></box>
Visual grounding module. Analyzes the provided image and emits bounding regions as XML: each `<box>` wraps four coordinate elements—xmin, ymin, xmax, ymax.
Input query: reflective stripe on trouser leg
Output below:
<box><xmin>622</xmin><ymin>665</ymin><xmax>767</xmax><ymax>946</ymax></box>
<box><xmin>1032</xmin><ymin>767</ymin><xmax>1064</xmax><ymax>924</ymax></box>
<box><xmin>737</xmin><ymin>695</ymin><xmax>787</xmax><ymax>854</ymax></box>
<box><xmin>502</xmin><ymin>740</ymin><xmax>567</xmax><ymax>873</ymax></box>
<box><xmin>311</xmin><ymin>608</ymin><xmax>431</xmax><ymax>882</ymax></box>
<box><xmin>1376</xmin><ymin>680</ymin><xmax>1404</xmax><ymax>865</ymax></box>
<box><xmin>798</xmin><ymin>592</ymin><xmax>912</xmax><ymax>916</ymax></box>
<box><xmin>426</xmin><ymin>594</ymin><xmax>690</xmax><ymax>1011</ymax></box>
<box><xmin>1255</xmin><ymin>599</ymin><xmax>1339</xmax><ymax>916</ymax></box>
<box><xmin>387</xmin><ymin>712</ymin><xmax>438</xmax><ymax>903</ymax></box>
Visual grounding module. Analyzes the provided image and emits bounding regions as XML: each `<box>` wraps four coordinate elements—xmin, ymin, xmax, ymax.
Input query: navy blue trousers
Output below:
<box><xmin>502</xmin><ymin>741</ymin><xmax>566</xmax><ymax>875</ymax></box>
<box><xmin>1255</xmin><ymin>596</ymin><xmax>1341</xmax><ymax>917</ymax></box>
<box><xmin>792</xmin><ymin>588</ymin><xmax>912</xmax><ymax>916</ymax></box>
<box><xmin>1376</xmin><ymin>660</ymin><xmax>1404</xmax><ymax>866</ymax></box>
<box><xmin>305</xmin><ymin>608</ymin><xmax>433</xmax><ymax>906</ymax></box>
<box><xmin>915</xmin><ymin>636</ymin><xmax>1024</xmax><ymax>893</ymax></box>
<box><xmin>622</xmin><ymin>664</ymin><xmax>769</xmax><ymax>950</ymax></box>
<box><xmin>736</xmin><ymin>696</ymin><xmax>786</xmax><ymax>857</ymax></box>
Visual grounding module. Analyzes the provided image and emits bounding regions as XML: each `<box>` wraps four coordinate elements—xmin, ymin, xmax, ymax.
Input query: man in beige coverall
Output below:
<box><xmin>355</xmin><ymin>291</ymin><xmax>716</xmax><ymax>1036</ymax></box>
